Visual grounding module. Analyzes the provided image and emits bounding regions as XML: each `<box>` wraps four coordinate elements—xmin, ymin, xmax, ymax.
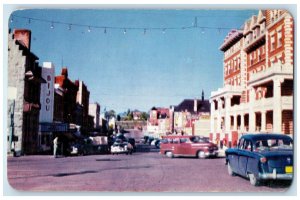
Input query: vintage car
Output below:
<box><xmin>110</xmin><ymin>139</ymin><xmax>133</xmax><ymax>155</ymax></box>
<box><xmin>160</xmin><ymin>135</ymin><xmax>218</xmax><ymax>159</ymax></box>
<box><xmin>225</xmin><ymin>133</ymin><xmax>293</xmax><ymax>186</ymax></box>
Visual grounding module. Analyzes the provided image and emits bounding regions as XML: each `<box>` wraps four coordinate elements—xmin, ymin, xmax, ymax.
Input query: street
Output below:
<box><xmin>7</xmin><ymin>144</ymin><xmax>292</xmax><ymax>192</ymax></box>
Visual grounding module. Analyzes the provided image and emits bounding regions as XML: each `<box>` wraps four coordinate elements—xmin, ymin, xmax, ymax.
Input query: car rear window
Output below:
<box><xmin>254</xmin><ymin>139</ymin><xmax>293</xmax><ymax>151</ymax></box>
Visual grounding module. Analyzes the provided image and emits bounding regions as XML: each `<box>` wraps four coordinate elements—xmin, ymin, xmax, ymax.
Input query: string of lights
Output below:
<box><xmin>9</xmin><ymin>14</ymin><xmax>242</xmax><ymax>34</ymax></box>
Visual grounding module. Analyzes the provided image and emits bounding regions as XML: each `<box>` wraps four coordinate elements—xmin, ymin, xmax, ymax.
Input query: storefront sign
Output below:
<box><xmin>40</xmin><ymin>123</ymin><xmax>68</xmax><ymax>132</ymax></box>
<box><xmin>39</xmin><ymin>62</ymin><xmax>54</xmax><ymax>122</ymax></box>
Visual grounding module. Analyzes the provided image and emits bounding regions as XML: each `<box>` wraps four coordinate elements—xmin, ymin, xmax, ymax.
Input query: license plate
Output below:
<box><xmin>285</xmin><ymin>166</ymin><xmax>293</xmax><ymax>173</ymax></box>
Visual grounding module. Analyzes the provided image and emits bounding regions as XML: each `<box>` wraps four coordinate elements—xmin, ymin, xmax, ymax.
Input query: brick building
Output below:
<box><xmin>7</xmin><ymin>29</ymin><xmax>46</xmax><ymax>155</ymax></box>
<box><xmin>75</xmin><ymin>80</ymin><xmax>90</xmax><ymax>133</ymax></box>
<box><xmin>210</xmin><ymin>10</ymin><xmax>294</xmax><ymax>147</ymax></box>
<box><xmin>147</xmin><ymin>107</ymin><xmax>171</xmax><ymax>137</ymax></box>
<box><xmin>55</xmin><ymin>67</ymin><xmax>78</xmax><ymax>125</ymax></box>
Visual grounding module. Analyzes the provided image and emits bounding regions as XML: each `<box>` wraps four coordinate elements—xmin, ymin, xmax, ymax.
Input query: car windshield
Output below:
<box><xmin>254</xmin><ymin>138</ymin><xmax>293</xmax><ymax>151</ymax></box>
<box><xmin>190</xmin><ymin>136</ymin><xmax>210</xmax><ymax>143</ymax></box>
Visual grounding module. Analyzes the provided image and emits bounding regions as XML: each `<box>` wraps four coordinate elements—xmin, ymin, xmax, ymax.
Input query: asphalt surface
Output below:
<box><xmin>7</xmin><ymin>144</ymin><xmax>293</xmax><ymax>193</ymax></box>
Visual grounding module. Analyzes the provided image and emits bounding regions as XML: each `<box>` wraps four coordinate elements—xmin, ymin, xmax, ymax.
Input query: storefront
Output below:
<box><xmin>38</xmin><ymin>122</ymin><xmax>68</xmax><ymax>153</ymax></box>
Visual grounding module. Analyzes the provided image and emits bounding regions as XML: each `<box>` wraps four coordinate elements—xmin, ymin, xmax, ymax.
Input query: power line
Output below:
<box><xmin>10</xmin><ymin>14</ymin><xmax>242</xmax><ymax>33</ymax></box>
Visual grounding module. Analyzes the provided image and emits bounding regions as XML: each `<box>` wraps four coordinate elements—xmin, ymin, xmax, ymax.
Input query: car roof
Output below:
<box><xmin>241</xmin><ymin>133</ymin><xmax>292</xmax><ymax>141</ymax></box>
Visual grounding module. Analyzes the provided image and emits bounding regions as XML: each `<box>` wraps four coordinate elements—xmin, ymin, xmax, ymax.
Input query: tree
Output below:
<box><xmin>140</xmin><ymin>112</ymin><xmax>149</xmax><ymax>121</ymax></box>
<box><xmin>117</xmin><ymin>115</ymin><xmax>121</xmax><ymax>121</ymax></box>
<box><xmin>105</xmin><ymin>109</ymin><xmax>116</xmax><ymax>120</ymax></box>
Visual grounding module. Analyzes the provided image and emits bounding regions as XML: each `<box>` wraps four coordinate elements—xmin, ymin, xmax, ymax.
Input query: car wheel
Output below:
<box><xmin>197</xmin><ymin>151</ymin><xmax>206</xmax><ymax>159</ymax></box>
<box><xmin>227</xmin><ymin>162</ymin><xmax>235</xmax><ymax>176</ymax></box>
<box><xmin>249</xmin><ymin>173</ymin><xmax>260</xmax><ymax>186</ymax></box>
<box><xmin>166</xmin><ymin>151</ymin><xmax>174</xmax><ymax>158</ymax></box>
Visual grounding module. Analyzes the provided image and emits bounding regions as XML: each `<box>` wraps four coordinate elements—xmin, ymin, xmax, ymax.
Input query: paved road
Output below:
<box><xmin>7</xmin><ymin>144</ymin><xmax>292</xmax><ymax>192</ymax></box>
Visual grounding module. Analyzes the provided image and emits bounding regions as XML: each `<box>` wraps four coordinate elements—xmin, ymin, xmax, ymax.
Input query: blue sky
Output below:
<box><xmin>9</xmin><ymin>9</ymin><xmax>257</xmax><ymax>114</ymax></box>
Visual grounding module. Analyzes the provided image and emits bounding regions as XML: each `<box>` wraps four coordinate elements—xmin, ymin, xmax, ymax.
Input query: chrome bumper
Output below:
<box><xmin>259</xmin><ymin>169</ymin><xmax>293</xmax><ymax>180</ymax></box>
<box><xmin>205</xmin><ymin>151</ymin><xmax>218</xmax><ymax>157</ymax></box>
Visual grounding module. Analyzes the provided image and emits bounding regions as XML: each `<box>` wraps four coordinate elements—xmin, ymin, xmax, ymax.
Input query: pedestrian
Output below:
<box><xmin>53</xmin><ymin>136</ymin><xmax>59</xmax><ymax>158</ymax></box>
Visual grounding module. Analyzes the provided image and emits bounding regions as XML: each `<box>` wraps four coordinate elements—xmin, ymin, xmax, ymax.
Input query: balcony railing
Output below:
<box><xmin>249</xmin><ymin>63</ymin><xmax>293</xmax><ymax>83</ymax></box>
<box><xmin>282</xmin><ymin>96</ymin><xmax>293</xmax><ymax>109</ymax></box>
<box><xmin>211</xmin><ymin>85</ymin><xmax>243</xmax><ymax>98</ymax></box>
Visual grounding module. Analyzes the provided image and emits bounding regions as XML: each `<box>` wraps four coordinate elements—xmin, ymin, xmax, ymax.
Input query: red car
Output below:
<box><xmin>160</xmin><ymin>135</ymin><xmax>219</xmax><ymax>159</ymax></box>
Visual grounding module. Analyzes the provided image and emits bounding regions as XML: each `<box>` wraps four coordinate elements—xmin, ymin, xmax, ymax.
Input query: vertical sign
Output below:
<box><xmin>39</xmin><ymin>62</ymin><xmax>55</xmax><ymax>123</ymax></box>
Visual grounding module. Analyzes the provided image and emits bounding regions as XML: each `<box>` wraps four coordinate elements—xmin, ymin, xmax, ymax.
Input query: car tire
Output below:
<box><xmin>166</xmin><ymin>151</ymin><xmax>174</xmax><ymax>158</ymax></box>
<box><xmin>227</xmin><ymin>162</ymin><xmax>235</xmax><ymax>176</ymax></box>
<box><xmin>197</xmin><ymin>151</ymin><xmax>206</xmax><ymax>159</ymax></box>
<box><xmin>249</xmin><ymin>173</ymin><xmax>260</xmax><ymax>186</ymax></box>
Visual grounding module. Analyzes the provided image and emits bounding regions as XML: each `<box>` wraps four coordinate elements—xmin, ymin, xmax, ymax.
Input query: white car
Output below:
<box><xmin>111</xmin><ymin>142</ymin><xmax>130</xmax><ymax>155</ymax></box>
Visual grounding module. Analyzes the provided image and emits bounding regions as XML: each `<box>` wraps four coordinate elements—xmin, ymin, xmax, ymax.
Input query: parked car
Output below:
<box><xmin>225</xmin><ymin>133</ymin><xmax>293</xmax><ymax>186</ymax></box>
<box><xmin>111</xmin><ymin>142</ymin><xmax>128</xmax><ymax>155</ymax></box>
<box><xmin>160</xmin><ymin>135</ymin><xmax>218</xmax><ymax>159</ymax></box>
<box><xmin>154</xmin><ymin>139</ymin><xmax>161</xmax><ymax>149</ymax></box>
<box><xmin>111</xmin><ymin>139</ymin><xmax>133</xmax><ymax>155</ymax></box>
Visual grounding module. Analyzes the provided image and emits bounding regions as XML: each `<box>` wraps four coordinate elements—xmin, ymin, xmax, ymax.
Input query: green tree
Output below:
<box><xmin>140</xmin><ymin>112</ymin><xmax>149</xmax><ymax>121</ymax></box>
<box><xmin>105</xmin><ymin>110</ymin><xmax>116</xmax><ymax>120</ymax></box>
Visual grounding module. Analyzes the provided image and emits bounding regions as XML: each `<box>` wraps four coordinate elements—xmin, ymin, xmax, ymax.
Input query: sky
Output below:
<box><xmin>8</xmin><ymin>9</ymin><xmax>257</xmax><ymax>114</ymax></box>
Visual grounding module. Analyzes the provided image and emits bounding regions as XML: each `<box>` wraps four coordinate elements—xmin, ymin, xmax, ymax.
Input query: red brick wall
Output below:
<box><xmin>282</xmin><ymin>110</ymin><xmax>293</xmax><ymax>134</ymax></box>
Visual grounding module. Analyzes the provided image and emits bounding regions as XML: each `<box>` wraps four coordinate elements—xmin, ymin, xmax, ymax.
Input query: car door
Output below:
<box><xmin>238</xmin><ymin>139</ymin><xmax>252</xmax><ymax>176</ymax></box>
<box><xmin>228</xmin><ymin>138</ymin><xmax>244</xmax><ymax>173</ymax></box>
<box><xmin>177</xmin><ymin>138</ymin><xmax>191</xmax><ymax>155</ymax></box>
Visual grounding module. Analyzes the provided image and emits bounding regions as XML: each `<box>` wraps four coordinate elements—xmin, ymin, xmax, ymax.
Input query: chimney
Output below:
<box><xmin>194</xmin><ymin>99</ymin><xmax>197</xmax><ymax>112</ymax></box>
<box><xmin>13</xmin><ymin>29</ymin><xmax>31</xmax><ymax>50</ymax></box>
<box><xmin>202</xmin><ymin>90</ymin><xmax>204</xmax><ymax>101</ymax></box>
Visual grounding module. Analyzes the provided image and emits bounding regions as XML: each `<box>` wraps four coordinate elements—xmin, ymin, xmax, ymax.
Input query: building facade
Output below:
<box><xmin>147</xmin><ymin>107</ymin><xmax>171</xmax><ymax>138</ymax></box>
<box><xmin>210</xmin><ymin>10</ymin><xmax>294</xmax><ymax>147</ymax></box>
<box><xmin>38</xmin><ymin>62</ymin><xmax>55</xmax><ymax>152</ymax></box>
<box><xmin>75</xmin><ymin>80</ymin><xmax>90</xmax><ymax>133</ymax></box>
<box><xmin>7</xmin><ymin>29</ymin><xmax>45</xmax><ymax>155</ymax></box>
<box><xmin>173</xmin><ymin>91</ymin><xmax>210</xmax><ymax>136</ymax></box>
<box><xmin>89</xmin><ymin>102</ymin><xmax>101</xmax><ymax>129</ymax></box>
<box><xmin>55</xmin><ymin>68</ymin><xmax>78</xmax><ymax>125</ymax></box>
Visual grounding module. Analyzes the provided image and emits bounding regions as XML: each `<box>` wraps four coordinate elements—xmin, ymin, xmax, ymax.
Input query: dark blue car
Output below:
<box><xmin>225</xmin><ymin>133</ymin><xmax>293</xmax><ymax>186</ymax></box>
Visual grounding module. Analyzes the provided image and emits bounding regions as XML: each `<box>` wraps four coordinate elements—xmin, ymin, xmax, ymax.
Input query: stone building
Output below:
<box><xmin>210</xmin><ymin>10</ymin><xmax>294</xmax><ymax>147</ymax></box>
<box><xmin>7</xmin><ymin>29</ymin><xmax>45</xmax><ymax>155</ymax></box>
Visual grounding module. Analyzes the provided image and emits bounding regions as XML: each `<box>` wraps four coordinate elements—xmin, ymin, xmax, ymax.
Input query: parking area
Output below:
<box><xmin>6</xmin><ymin>144</ymin><xmax>293</xmax><ymax>192</ymax></box>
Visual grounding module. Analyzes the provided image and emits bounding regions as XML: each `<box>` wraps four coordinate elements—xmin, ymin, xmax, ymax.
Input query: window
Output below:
<box><xmin>256</xmin><ymin>26</ymin><xmax>260</xmax><ymax>38</ymax></box>
<box><xmin>271</xmin><ymin>34</ymin><xmax>275</xmax><ymax>51</ymax></box>
<box><xmin>277</xmin><ymin>29</ymin><xmax>282</xmax><ymax>47</ymax></box>
<box><xmin>180</xmin><ymin>138</ymin><xmax>188</xmax><ymax>143</ymax></box>
<box><xmin>258</xmin><ymin>49</ymin><xmax>261</xmax><ymax>61</ymax></box>
<box><xmin>238</xmin><ymin>138</ymin><xmax>244</xmax><ymax>149</ymax></box>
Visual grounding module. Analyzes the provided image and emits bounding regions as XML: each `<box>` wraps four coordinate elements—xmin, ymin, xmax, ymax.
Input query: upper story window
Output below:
<box><xmin>270</xmin><ymin>34</ymin><xmax>275</xmax><ymax>51</ymax></box>
<box><xmin>277</xmin><ymin>29</ymin><xmax>283</xmax><ymax>47</ymax></box>
<box><xmin>261</xmin><ymin>21</ymin><xmax>266</xmax><ymax>34</ymax></box>
<box><xmin>255</xmin><ymin>26</ymin><xmax>260</xmax><ymax>38</ymax></box>
<box><xmin>250</xmin><ymin>54</ymin><xmax>253</xmax><ymax>65</ymax></box>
